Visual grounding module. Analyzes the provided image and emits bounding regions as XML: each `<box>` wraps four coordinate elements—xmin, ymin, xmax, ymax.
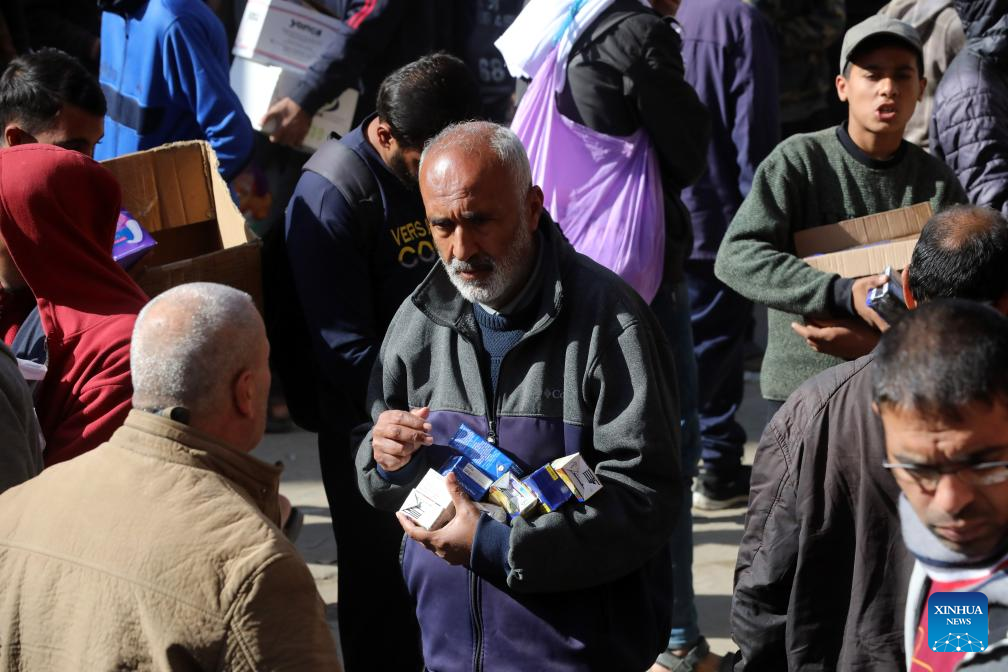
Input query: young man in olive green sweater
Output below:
<box><xmin>715</xmin><ymin>16</ymin><xmax>966</xmax><ymax>411</ymax></box>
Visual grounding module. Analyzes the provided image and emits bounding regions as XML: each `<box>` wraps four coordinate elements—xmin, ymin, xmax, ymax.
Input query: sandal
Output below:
<box><xmin>655</xmin><ymin>636</ymin><xmax>712</xmax><ymax>672</ymax></box>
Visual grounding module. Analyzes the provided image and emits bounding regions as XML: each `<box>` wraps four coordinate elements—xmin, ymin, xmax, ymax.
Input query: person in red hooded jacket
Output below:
<box><xmin>0</xmin><ymin>144</ymin><xmax>147</xmax><ymax>465</ymax></box>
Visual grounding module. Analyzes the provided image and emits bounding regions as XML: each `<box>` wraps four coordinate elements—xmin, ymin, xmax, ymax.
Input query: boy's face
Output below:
<box><xmin>836</xmin><ymin>45</ymin><xmax>924</xmax><ymax>142</ymax></box>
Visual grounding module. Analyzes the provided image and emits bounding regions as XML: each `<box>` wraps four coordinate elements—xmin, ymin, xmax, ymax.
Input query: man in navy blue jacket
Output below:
<box><xmin>285</xmin><ymin>53</ymin><xmax>480</xmax><ymax>671</ymax></box>
<box><xmin>94</xmin><ymin>0</ymin><xmax>253</xmax><ymax>180</ymax></box>
<box><xmin>262</xmin><ymin>0</ymin><xmax>456</xmax><ymax>147</ymax></box>
<box><xmin>677</xmin><ymin>0</ymin><xmax>778</xmax><ymax>514</ymax></box>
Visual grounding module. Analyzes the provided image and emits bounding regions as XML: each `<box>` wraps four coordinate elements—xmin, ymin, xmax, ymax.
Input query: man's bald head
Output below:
<box><xmin>907</xmin><ymin>205</ymin><xmax>1008</xmax><ymax>304</ymax></box>
<box><xmin>131</xmin><ymin>283</ymin><xmax>264</xmax><ymax>417</ymax></box>
<box><xmin>419</xmin><ymin>120</ymin><xmax>532</xmax><ymax>202</ymax></box>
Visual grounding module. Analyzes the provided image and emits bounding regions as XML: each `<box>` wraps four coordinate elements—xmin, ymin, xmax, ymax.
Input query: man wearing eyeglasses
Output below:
<box><xmin>729</xmin><ymin>204</ymin><xmax>1008</xmax><ymax>670</ymax></box>
<box><xmin>873</xmin><ymin>300</ymin><xmax>1008</xmax><ymax>672</ymax></box>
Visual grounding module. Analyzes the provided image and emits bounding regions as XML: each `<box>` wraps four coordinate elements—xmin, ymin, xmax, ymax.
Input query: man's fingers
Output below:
<box><xmin>445</xmin><ymin>473</ymin><xmax>472</xmax><ymax>508</ymax></box>
<box><xmin>380</xmin><ymin>409</ymin><xmax>431</xmax><ymax>430</ymax></box>
<box><xmin>397</xmin><ymin>512</ymin><xmax>436</xmax><ymax>549</ymax></box>
<box><xmin>372</xmin><ymin>436</ymin><xmax>422</xmax><ymax>458</ymax></box>
<box><xmin>791</xmin><ymin>322</ymin><xmax>814</xmax><ymax>339</ymax></box>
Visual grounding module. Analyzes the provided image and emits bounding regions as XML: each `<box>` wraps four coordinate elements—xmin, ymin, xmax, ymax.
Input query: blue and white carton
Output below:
<box><xmin>449</xmin><ymin>423</ymin><xmax>523</xmax><ymax>479</ymax></box>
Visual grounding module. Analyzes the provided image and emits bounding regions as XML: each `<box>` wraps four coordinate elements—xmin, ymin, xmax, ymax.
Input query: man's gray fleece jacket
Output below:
<box><xmin>355</xmin><ymin>215</ymin><xmax>683</xmax><ymax>672</ymax></box>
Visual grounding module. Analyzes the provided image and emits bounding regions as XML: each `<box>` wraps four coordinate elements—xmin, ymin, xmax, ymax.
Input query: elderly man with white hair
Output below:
<box><xmin>0</xmin><ymin>282</ymin><xmax>341</xmax><ymax>671</ymax></box>
<box><xmin>355</xmin><ymin>121</ymin><xmax>683</xmax><ymax>672</ymax></box>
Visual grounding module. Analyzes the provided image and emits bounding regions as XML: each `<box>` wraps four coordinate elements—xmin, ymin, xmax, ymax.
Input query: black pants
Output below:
<box><xmin>319</xmin><ymin>429</ymin><xmax>424</xmax><ymax>671</ymax></box>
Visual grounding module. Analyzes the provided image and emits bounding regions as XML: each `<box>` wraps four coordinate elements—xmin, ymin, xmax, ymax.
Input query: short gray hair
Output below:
<box><xmin>420</xmin><ymin>121</ymin><xmax>532</xmax><ymax>198</ymax></box>
<box><xmin>131</xmin><ymin>282</ymin><xmax>262</xmax><ymax>414</ymax></box>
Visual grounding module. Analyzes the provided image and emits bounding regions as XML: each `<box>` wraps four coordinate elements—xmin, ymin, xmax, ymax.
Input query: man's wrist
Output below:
<box><xmin>826</xmin><ymin>276</ymin><xmax>857</xmax><ymax>318</ymax></box>
<box><xmin>470</xmin><ymin>514</ymin><xmax>511</xmax><ymax>585</ymax></box>
<box><xmin>376</xmin><ymin>453</ymin><xmax>424</xmax><ymax>484</ymax></box>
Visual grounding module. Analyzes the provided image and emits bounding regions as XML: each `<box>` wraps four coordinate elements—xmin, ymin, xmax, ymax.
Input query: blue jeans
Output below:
<box><xmin>686</xmin><ymin>260</ymin><xmax>748</xmax><ymax>478</ymax></box>
<box><xmin>650</xmin><ymin>279</ymin><xmax>701</xmax><ymax>650</ymax></box>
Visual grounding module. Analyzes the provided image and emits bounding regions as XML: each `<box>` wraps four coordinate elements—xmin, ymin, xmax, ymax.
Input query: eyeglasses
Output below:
<box><xmin>883</xmin><ymin>460</ymin><xmax>1008</xmax><ymax>490</ymax></box>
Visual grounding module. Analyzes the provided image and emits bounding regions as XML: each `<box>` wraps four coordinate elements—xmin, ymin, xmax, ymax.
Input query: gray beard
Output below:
<box><xmin>443</xmin><ymin>222</ymin><xmax>535</xmax><ymax>309</ymax></box>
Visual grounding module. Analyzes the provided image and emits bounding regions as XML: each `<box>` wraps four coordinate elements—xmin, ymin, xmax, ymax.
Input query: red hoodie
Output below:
<box><xmin>0</xmin><ymin>146</ymin><xmax>148</xmax><ymax>465</ymax></box>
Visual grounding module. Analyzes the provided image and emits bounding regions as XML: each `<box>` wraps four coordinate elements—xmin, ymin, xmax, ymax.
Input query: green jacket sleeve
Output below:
<box><xmin>714</xmin><ymin>149</ymin><xmax>839</xmax><ymax>317</ymax></box>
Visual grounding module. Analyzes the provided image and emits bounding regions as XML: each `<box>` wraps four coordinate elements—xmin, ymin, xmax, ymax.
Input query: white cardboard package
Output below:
<box><xmin>229</xmin><ymin>56</ymin><xmax>357</xmax><ymax>151</ymax></box>
<box><xmin>233</xmin><ymin>0</ymin><xmax>341</xmax><ymax>72</ymax></box>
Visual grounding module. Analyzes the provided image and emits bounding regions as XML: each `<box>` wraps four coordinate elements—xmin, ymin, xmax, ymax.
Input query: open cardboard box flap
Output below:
<box><xmin>796</xmin><ymin>202</ymin><xmax>932</xmax><ymax>278</ymax></box>
<box><xmin>102</xmin><ymin>141</ymin><xmax>263</xmax><ymax>308</ymax></box>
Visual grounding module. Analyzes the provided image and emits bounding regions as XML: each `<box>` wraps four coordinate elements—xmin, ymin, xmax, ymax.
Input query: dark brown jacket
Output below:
<box><xmin>730</xmin><ymin>353</ymin><xmax>915</xmax><ymax>670</ymax></box>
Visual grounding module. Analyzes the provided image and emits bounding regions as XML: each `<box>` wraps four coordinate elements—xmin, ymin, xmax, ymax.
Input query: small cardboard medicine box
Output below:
<box><xmin>551</xmin><ymin>454</ymin><xmax>603</xmax><ymax>502</ymax></box>
<box><xmin>101</xmin><ymin>142</ymin><xmax>263</xmax><ymax>310</ymax></box>
<box><xmin>398</xmin><ymin>470</ymin><xmax>454</xmax><ymax>531</ymax></box>
<box><xmin>449</xmin><ymin>423</ymin><xmax>522</xmax><ymax>480</ymax></box>
<box><xmin>524</xmin><ymin>464</ymin><xmax>573</xmax><ymax>512</ymax></box>
<box><xmin>440</xmin><ymin>455</ymin><xmax>494</xmax><ymax>502</ymax></box>
<box><xmin>795</xmin><ymin>202</ymin><xmax>932</xmax><ymax>278</ymax></box>
<box><xmin>233</xmin><ymin>0</ymin><xmax>342</xmax><ymax>72</ymax></box>
<box><xmin>488</xmin><ymin>472</ymin><xmax>538</xmax><ymax>520</ymax></box>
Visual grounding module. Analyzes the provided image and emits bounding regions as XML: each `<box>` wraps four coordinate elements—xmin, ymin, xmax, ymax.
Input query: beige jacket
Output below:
<box><xmin>0</xmin><ymin>410</ymin><xmax>341</xmax><ymax>671</ymax></box>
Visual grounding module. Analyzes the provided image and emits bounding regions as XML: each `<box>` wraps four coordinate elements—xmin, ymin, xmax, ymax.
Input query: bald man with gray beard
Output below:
<box><xmin>355</xmin><ymin>121</ymin><xmax>683</xmax><ymax>672</ymax></box>
<box><xmin>0</xmin><ymin>282</ymin><xmax>341</xmax><ymax>671</ymax></box>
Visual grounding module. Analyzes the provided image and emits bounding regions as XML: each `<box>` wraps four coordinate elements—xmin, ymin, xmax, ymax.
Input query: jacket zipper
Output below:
<box><xmin>460</xmin><ymin>311</ymin><xmax>551</xmax><ymax>671</ymax></box>
<box><xmin>469</xmin><ymin>570</ymin><xmax>484</xmax><ymax>672</ymax></box>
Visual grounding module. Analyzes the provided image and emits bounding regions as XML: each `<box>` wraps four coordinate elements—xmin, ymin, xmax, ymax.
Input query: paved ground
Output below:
<box><xmin>253</xmin><ymin>376</ymin><xmax>766</xmax><ymax>663</ymax></box>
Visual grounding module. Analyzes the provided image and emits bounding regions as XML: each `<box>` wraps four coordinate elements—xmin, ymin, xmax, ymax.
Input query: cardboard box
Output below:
<box><xmin>230</xmin><ymin>56</ymin><xmax>358</xmax><ymax>151</ymax></box>
<box><xmin>101</xmin><ymin>141</ymin><xmax>263</xmax><ymax>309</ymax></box>
<box><xmin>233</xmin><ymin>0</ymin><xmax>342</xmax><ymax>72</ymax></box>
<box><xmin>551</xmin><ymin>454</ymin><xmax>603</xmax><ymax>502</ymax></box>
<box><xmin>795</xmin><ymin>202</ymin><xmax>932</xmax><ymax>278</ymax></box>
<box><xmin>398</xmin><ymin>470</ymin><xmax>455</xmax><ymax>530</ymax></box>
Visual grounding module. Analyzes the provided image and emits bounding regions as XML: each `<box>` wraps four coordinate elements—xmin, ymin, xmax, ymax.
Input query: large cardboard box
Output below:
<box><xmin>101</xmin><ymin>141</ymin><xmax>263</xmax><ymax>309</ymax></box>
<box><xmin>230</xmin><ymin>55</ymin><xmax>357</xmax><ymax>151</ymax></box>
<box><xmin>233</xmin><ymin>0</ymin><xmax>341</xmax><ymax>72</ymax></box>
<box><xmin>795</xmin><ymin>202</ymin><xmax>933</xmax><ymax>277</ymax></box>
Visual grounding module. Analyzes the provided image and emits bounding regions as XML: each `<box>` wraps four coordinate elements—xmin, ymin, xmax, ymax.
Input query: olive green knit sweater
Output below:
<box><xmin>715</xmin><ymin>126</ymin><xmax>966</xmax><ymax>401</ymax></box>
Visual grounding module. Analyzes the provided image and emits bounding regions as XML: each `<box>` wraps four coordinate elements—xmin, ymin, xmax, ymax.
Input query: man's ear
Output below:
<box><xmin>526</xmin><ymin>185</ymin><xmax>543</xmax><ymax>231</ymax></box>
<box><xmin>3</xmin><ymin>124</ymin><xmax>31</xmax><ymax>147</ymax></box>
<box><xmin>901</xmin><ymin>266</ymin><xmax>917</xmax><ymax>309</ymax></box>
<box><xmin>232</xmin><ymin>368</ymin><xmax>255</xmax><ymax>419</ymax></box>
<box><xmin>835</xmin><ymin>74</ymin><xmax>849</xmax><ymax>103</ymax></box>
<box><xmin>374</xmin><ymin>120</ymin><xmax>395</xmax><ymax>150</ymax></box>
<box><xmin>917</xmin><ymin>77</ymin><xmax>928</xmax><ymax>102</ymax></box>
<box><xmin>871</xmin><ymin>401</ymin><xmax>881</xmax><ymax>417</ymax></box>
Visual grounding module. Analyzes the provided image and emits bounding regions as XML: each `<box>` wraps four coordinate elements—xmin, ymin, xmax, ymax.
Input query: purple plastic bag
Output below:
<box><xmin>511</xmin><ymin>49</ymin><xmax>665</xmax><ymax>302</ymax></box>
